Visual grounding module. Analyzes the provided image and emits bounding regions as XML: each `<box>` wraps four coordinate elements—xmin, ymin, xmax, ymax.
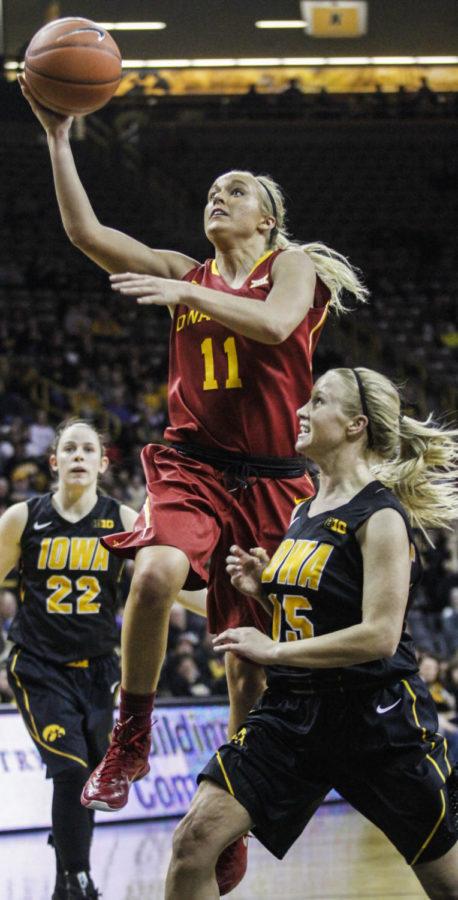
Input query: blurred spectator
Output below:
<box><xmin>372</xmin><ymin>83</ymin><xmax>388</xmax><ymax>117</ymax></box>
<box><xmin>415</xmin><ymin>76</ymin><xmax>437</xmax><ymax>115</ymax></box>
<box><xmin>0</xmin><ymin>476</ymin><xmax>10</xmax><ymax>516</ymax></box>
<box><xmin>0</xmin><ymin>589</ymin><xmax>17</xmax><ymax>701</ymax></box>
<box><xmin>25</xmin><ymin>409</ymin><xmax>55</xmax><ymax>457</ymax></box>
<box><xmin>0</xmin><ymin>589</ymin><xmax>17</xmax><ymax>633</ymax></box>
<box><xmin>419</xmin><ymin>653</ymin><xmax>458</xmax><ymax>763</ymax></box>
<box><xmin>236</xmin><ymin>83</ymin><xmax>267</xmax><ymax>119</ymax></box>
<box><xmin>441</xmin><ymin>582</ymin><xmax>458</xmax><ymax>656</ymax></box>
<box><xmin>314</xmin><ymin>86</ymin><xmax>339</xmax><ymax>119</ymax></box>
<box><xmin>279</xmin><ymin>78</ymin><xmax>305</xmax><ymax>117</ymax></box>
<box><xmin>420</xmin><ymin>531</ymin><xmax>451</xmax><ymax>614</ymax></box>
<box><xmin>167</xmin><ymin>652</ymin><xmax>212</xmax><ymax>698</ymax></box>
<box><xmin>0</xmin><ymin>668</ymin><xmax>13</xmax><ymax>702</ymax></box>
<box><xmin>396</xmin><ymin>84</ymin><xmax>411</xmax><ymax>117</ymax></box>
<box><xmin>196</xmin><ymin>632</ymin><xmax>228</xmax><ymax>696</ymax></box>
<box><xmin>9</xmin><ymin>465</ymin><xmax>40</xmax><ymax>502</ymax></box>
<box><xmin>446</xmin><ymin>652</ymin><xmax>458</xmax><ymax>708</ymax></box>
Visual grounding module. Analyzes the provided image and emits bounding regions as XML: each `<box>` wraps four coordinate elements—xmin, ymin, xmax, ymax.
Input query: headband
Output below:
<box><xmin>352</xmin><ymin>369</ymin><xmax>373</xmax><ymax>448</ymax></box>
<box><xmin>257</xmin><ymin>179</ymin><xmax>278</xmax><ymax>236</ymax></box>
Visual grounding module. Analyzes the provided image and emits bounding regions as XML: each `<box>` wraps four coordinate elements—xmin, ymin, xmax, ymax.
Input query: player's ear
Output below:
<box><xmin>347</xmin><ymin>415</ymin><xmax>368</xmax><ymax>440</ymax></box>
<box><xmin>48</xmin><ymin>453</ymin><xmax>58</xmax><ymax>473</ymax></box>
<box><xmin>99</xmin><ymin>454</ymin><xmax>109</xmax><ymax>475</ymax></box>
<box><xmin>258</xmin><ymin>215</ymin><xmax>275</xmax><ymax>235</ymax></box>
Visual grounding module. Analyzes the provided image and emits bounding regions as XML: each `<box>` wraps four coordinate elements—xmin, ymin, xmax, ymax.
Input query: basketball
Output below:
<box><xmin>24</xmin><ymin>17</ymin><xmax>122</xmax><ymax>116</ymax></box>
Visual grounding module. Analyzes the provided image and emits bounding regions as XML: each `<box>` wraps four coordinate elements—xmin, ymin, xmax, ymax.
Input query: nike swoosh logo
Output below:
<box><xmin>376</xmin><ymin>698</ymin><xmax>402</xmax><ymax>714</ymax></box>
<box><xmin>61</xmin><ymin>27</ymin><xmax>106</xmax><ymax>42</ymax></box>
<box><xmin>33</xmin><ymin>521</ymin><xmax>52</xmax><ymax>531</ymax></box>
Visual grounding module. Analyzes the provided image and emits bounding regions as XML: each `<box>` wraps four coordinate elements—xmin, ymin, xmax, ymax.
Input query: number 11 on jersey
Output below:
<box><xmin>201</xmin><ymin>337</ymin><xmax>243</xmax><ymax>390</ymax></box>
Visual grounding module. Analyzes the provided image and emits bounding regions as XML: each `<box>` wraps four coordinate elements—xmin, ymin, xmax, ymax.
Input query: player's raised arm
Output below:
<box><xmin>110</xmin><ymin>249</ymin><xmax>317</xmax><ymax>344</ymax></box>
<box><xmin>0</xmin><ymin>503</ymin><xmax>28</xmax><ymax>583</ymax></box>
<box><xmin>18</xmin><ymin>77</ymin><xmax>198</xmax><ymax>279</ymax></box>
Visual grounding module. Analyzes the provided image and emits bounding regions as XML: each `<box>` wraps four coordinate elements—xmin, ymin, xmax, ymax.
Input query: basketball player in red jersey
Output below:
<box><xmin>20</xmin><ymin>79</ymin><xmax>368</xmax><ymax>892</ymax></box>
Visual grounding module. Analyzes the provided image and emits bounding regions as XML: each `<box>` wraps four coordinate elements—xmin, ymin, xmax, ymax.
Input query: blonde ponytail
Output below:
<box><xmin>375</xmin><ymin>414</ymin><xmax>458</xmax><ymax>532</ymax></box>
<box><xmin>335</xmin><ymin>367</ymin><xmax>458</xmax><ymax>533</ymax></box>
<box><xmin>299</xmin><ymin>242</ymin><xmax>369</xmax><ymax>314</ymax></box>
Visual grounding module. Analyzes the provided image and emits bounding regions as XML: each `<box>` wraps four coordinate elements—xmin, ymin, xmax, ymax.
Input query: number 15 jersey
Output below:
<box><xmin>165</xmin><ymin>249</ymin><xmax>330</xmax><ymax>458</ymax></box>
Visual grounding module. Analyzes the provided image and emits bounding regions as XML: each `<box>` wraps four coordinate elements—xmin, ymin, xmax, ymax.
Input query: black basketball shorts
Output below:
<box><xmin>7</xmin><ymin>647</ymin><xmax>120</xmax><ymax>778</ymax></box>
<box><xmin>199</xmin><ymin>675</ymin><xmax>457</xmax><ymax>866</ymax></box>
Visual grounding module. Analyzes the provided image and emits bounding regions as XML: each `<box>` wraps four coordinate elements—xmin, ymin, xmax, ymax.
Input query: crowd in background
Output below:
<box><xmin>0</xmin><ymin>86</ymin><xmax>457</xmax><ymax>760</ymax></box>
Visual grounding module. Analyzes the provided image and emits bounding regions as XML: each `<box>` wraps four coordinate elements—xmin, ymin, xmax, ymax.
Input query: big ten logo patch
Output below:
<box><xmin>43</xmin><ymin>724</ymin><xmax>66</xmax><ymax>742</ymax></box>
<box><xmin>323</xmin><ymin>517</ymin><xmax>348</xmax><ymax>535</ymax></box>
<box><xmin>92</xmin><ymin>519</ymin><xmax>114</xmax><ymax>529</ymax></box>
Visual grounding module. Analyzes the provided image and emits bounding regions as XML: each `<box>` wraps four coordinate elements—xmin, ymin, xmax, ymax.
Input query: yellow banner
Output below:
<box><xmin>115</xmin><ymin>66</ymin><xmax>458</xmax><ymax>98</ymax></box>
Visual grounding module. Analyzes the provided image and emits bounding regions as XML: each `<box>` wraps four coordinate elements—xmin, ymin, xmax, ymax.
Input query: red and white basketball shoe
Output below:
<box><xmin>215</xmin><ymin>835</ymin><xmax>249</xmax><ymax>895</ymax></box>
<box><xmin>80</xmin><ymin>718</ymin><xmax>151</xmax><ymax>811</ymax></box>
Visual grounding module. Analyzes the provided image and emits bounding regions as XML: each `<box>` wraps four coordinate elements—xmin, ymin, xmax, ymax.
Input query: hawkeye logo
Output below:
<box><xmin>231</xmin><ymin>727</ymin><xmax>247</xmax><ymax>747</ymax></box>
<box><xmin>43</xmin><ymin>724</ymin><xmax>66</xmax><ymax>742</ymax></box>
<box><xmin>323</xmin><ymin>517</ymin><xmax>348</xmax><ymax>535</ymax></box>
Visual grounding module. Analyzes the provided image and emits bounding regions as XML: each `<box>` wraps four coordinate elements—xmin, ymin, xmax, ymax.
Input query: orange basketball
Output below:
<box><xmin>24</xmin><ymin>17</ymin><xmax>122</xmax><ymax>116</ymax></box>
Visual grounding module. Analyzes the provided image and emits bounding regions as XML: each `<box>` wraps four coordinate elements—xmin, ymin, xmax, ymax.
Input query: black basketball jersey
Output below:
<box><xmin>262</xmin><ymin>480</ymin><xmax>421</xmax><ymax>691</ymax></box>
<box><xmin>8</xmin><ymin>493</ymin><xmax>125</xmax><ymax>663</ymax></box>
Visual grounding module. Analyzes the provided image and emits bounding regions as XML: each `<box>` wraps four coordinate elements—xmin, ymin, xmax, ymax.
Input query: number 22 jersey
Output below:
<box><xmin>8</xmin><ymin>493</ymin><xmax>125</xmax><ymax>663</ymax></box>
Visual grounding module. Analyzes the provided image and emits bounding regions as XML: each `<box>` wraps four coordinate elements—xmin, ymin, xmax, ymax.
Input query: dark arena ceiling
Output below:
<box><xmin>2</xmin><ymin>0</ymin><xmax>458</xmax><ymax>63</ymax></box>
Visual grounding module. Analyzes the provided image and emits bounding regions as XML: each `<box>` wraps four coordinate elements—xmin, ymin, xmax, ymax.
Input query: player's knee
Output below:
<box><xmin>130</xmin><ymin>555</ymin><xmax>187</xmax><ymax>607</ymax></box>
<box><xmin>172</xmin><ymin>808</ymin><xmax>219</xmax><ymax>869</ymax></box>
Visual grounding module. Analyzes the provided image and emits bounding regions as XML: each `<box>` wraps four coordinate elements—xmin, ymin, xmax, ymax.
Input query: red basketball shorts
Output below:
<box><xmin>102</xmin><ymin>444</ymin><xmax>314</xmax><ymax>634</ymax></box>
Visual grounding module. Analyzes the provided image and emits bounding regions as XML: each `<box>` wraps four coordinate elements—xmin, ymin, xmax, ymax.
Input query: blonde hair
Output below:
<box><xmin>254</xmin><ymin>172</ymin><xmax>369</xmax><ymax>314</ymax></box>
<box><xmin>334</xmin><ymin>367</ymin><xmax>458</xmax><ymax>533</ymax></box>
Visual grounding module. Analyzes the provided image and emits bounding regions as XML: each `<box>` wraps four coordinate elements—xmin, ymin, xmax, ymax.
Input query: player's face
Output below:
<box><xmin>204</xmin><ymin>172</ymin><xmax>267</xmax><ymax>245</ymax></box>
<box><xmin>295</xmin><ymin>372</ymin><xmax>350</xmax><ymax>459</ymax></box>
<box><xmin>50</xmin><ymin>424</ymin><xmax>108</xmax><ymax>488</ymax></box>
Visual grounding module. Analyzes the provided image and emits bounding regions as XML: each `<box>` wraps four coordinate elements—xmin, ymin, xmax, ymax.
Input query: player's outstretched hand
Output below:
<box><xmin>213</xmin><ymin>626</ymin><xmax>277</xmax><ymax>665</ymax></box>
<box><xmin>225</xmin><ymin>544</ymin><xmax>269</xmax><ymax>599</ymax></box>
<box><xmin>110</xmin><ymin>273</ymin><xmax>184</xmax><ymax>307</ymax></box>
<box><xmin>18</xmin><ymin>75</ymin><xmax>73</xmax><ymax>135</ymax></box>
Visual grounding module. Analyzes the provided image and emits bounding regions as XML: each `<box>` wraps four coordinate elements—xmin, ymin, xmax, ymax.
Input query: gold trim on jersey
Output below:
<box><xmin>211</xmin><ymin>249</ymin><xmax>275</xmax><ymax>280</ymax></box>
<box><xmin>66</xmin><ymin>659</ymin><xmax>89</xmax><ymax>668</ymax></box>
<box><xmin>308</xmin><ymin>302</ymin><xmax>329</xmax><ymax>353</ymax></box>
<box><xmin>143</xmin><ymin>497</ymin><xmax>152</xmax><ymax>529</ymax></box>
<box><xmin>410</xmin><ymin>789</ymin><xmax>446</xmax><ymax>867</ymax></box>
<box><xmin>216</xmin><ymin>750</ymin><xmax>235</xmax><ymax>797</ymax></box>
<box><xmin>9</xmin><ymin>650</ymin><xmax>88</xmax><ymax>769</ymax></box>
<box><xmin>402</xmin><ymin>677</ymin><xmax>452</xmax><ymax>864</ymax></box>
<box><xmin>402</xmin><ymin>678</ymin><xmax>426</xmax><ymax>739</ymax></box>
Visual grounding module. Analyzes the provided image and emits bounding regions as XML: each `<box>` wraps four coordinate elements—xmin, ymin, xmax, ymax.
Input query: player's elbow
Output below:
<box><xmin>65</xmin><ymin>216</ymin><xmax>102</xmax><ymax>250</ymax></box>
<box><xmin>368</xmin><ymin>624</ymin><xmax>401</xmax><ymax>659</ymax></box>
<box><xmin>65</xmin><ymin>223</ymin><xmax>92</xmax><ymax>249</ymax></box>
<box><xmin>263</xmin><ymin>318</ymin><xmax>296</xmax><ymax>345</ymax></box>
<box><xmin>380</xmin><ymin>636</ymin><xmax>400</xmax><ymax>658</ymax></box>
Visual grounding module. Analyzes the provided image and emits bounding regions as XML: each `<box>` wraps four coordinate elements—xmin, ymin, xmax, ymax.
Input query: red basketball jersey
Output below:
<box><xmin>164</xmin><ymin>249</ymin><xmax>330</xmax><ymax>457</ymax></box>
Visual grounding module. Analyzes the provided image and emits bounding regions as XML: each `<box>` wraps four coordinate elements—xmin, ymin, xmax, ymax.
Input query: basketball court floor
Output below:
<box><xmin>1</xmin><ymin>802</ymin><xmax>427</xmax><ymax>900</ymax></box>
